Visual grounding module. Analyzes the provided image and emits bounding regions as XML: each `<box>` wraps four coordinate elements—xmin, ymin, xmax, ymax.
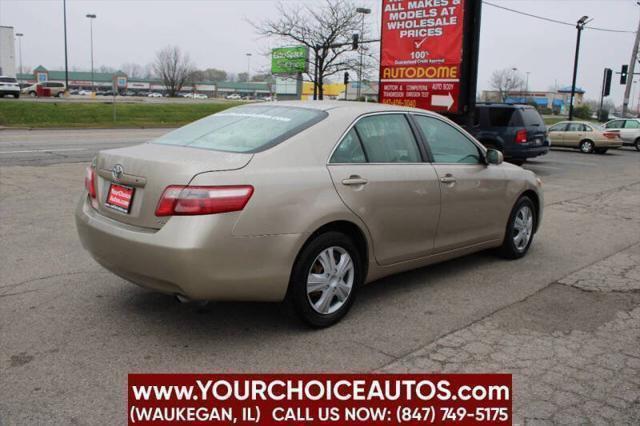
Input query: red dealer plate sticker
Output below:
<box><xmin>106</xmin><ymin>183</ymin><xmax>134</xmax><ymax>213</ymax></box>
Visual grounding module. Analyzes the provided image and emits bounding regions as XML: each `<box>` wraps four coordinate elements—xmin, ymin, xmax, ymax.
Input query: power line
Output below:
<box><xmin>483</xmin><ymin>1</ymin><xmax>637</xmax><ymax>34</ymax></box>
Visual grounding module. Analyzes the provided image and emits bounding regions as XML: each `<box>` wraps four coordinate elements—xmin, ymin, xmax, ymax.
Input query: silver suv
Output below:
<box><xmin>604</xmin><ymin>118</ymin><xmax>640</xmax><ymax>151</ymax></box>
<box><xmin>0</xmin><ymin>76</ymin><xmax>20</xmax><ymax>98</ymax></box>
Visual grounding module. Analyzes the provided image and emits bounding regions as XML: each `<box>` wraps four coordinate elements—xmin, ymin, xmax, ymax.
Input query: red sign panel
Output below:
<box><xmin>379</xmin><ymin>0</ymin><xmax>465</xmax><ymax>113</ymax></box>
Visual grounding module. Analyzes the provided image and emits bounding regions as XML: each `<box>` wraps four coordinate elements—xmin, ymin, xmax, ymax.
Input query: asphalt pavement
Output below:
<box><xmin>1</xmin><ymin>129</ymin><xmax>639</xmax><ymax>423</ymax></box>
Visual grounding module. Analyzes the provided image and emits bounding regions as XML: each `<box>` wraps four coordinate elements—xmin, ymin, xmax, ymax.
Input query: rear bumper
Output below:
<box><xmin>504</xmin><ymin>146</ymin><xmax>549</xmax><ymax>160</ymax></box>
<box><xmin>0</xmin><ymin>90</ymin><xmax>19</xmax><ymax>96</ymax></box>
<box><xmin>75</xmin><ymin>196</ymin><xmax>303</xmax><ymax>302</ymax></box>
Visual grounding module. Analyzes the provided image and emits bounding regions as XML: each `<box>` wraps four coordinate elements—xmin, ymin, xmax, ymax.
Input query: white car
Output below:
<box><xmin>78</xmin><ymin>90</ymin><xmax>92</xmax><ymax>96</ymax></box>
<box><xmin>226</xmin><ymin>94</ymin><xmax>242</xmax><ymax>100</ymax></box>
<box><xmin>194</xmin><ymin>93</ymin><xmax>208</xmax><ymax>100</ymax></box>
<box><xmin>604</xmin><ymin>118</ymin><xmax>640</xmax><ymax>151</ymax></box>
<box><xmin>0</xmin><ymin>76</ymin><xmax>20</xmax><ymax>98</ymax></box>
<box><xmin>148</xmin><ymin>93</ymin><xmax>163</xmax><ymax>98</ymax></box>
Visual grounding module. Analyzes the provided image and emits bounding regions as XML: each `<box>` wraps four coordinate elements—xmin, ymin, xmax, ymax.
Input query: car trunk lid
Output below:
<box><xmin>94</xmin><ymin>143</ymin><xmax>252</xmax><ymax>229</ymax></box>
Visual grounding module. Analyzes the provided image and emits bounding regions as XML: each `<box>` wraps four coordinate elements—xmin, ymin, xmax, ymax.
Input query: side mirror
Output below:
<box><xmin>486</xmin><ymin>149</ymin><xmax>503</xmax><ymax>165</ymax></box>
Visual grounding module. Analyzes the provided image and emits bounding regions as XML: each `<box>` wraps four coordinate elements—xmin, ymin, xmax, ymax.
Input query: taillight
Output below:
<box><xmin>603</xmin><ymin>131</ymin><xmax>619</xmax><ymax>139</ymax></box>
<box><xmin>84</xmin><ymin>166</ymin><xmax>97</xmax><ymax>199</ymax></box>
<box><xmin>515</xmin><ymin>129</ymin><xmax>528</xmax><ymax>144</ymax></box>
<box><xmin>155</xmin><ymin>185</ymin><xmax>254</xmax><ymax>217</ymax></box>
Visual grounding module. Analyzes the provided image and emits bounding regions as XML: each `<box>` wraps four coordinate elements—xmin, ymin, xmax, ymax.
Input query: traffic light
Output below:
<box><xmin>344</xmin><ymin>72</ymin><xmax>350</xmax><ymax>86</ymax></box>
<box><xmin>352</xmin><ymin>33</ymin><xmax>359</xmax><ymax>50</ymax></box>
<box><xmin>603</xmin><ymin>68</ymin><xmax>612</xmax><ymax>97</ymax></box>
<box><xmin>621</xmin><ymin>64</ymin><xmax>628</xmax><ymax>85</ymax></box>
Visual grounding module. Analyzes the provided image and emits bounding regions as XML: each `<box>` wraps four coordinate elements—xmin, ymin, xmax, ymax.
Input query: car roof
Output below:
<box><xmin>476</xmin><ymin>103</ymin><xmax>534</xmax><ymax>109</ymax></box>
<box><xmin>553</xmin><ymin>121</ymin><xmax>594</xmax><ymax>125</ymax></box>
<box><xmin>256</xmin><ymin>100</ymin><xmax>443</xmax><ymax>117</ymax></box>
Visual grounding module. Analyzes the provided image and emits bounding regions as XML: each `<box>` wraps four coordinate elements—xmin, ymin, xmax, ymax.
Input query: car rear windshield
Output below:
<box><xmin>520</xmin><ymin>108</ymin><xmax>545</xmax><ymax>127</ymax></box>
<box><xmin>0</xmin><ymin>77</ymin><xmax>17</xmax><ymax>83</ymax></box>
<box><xmin>152</xmin><ymin>106</ymin><xmax>327</xmax><ymax>153</ymax></box>
<box><xmin>487</xmin><ymin>108</ymin><xmax>516</xmax><ymax>127</ymax></box>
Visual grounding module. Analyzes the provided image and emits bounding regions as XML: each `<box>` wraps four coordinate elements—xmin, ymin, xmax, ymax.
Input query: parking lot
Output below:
<box><xmin>1</xmin><ymin>129</ymin><xmax>639</xmax><ymax>423</ymax></box>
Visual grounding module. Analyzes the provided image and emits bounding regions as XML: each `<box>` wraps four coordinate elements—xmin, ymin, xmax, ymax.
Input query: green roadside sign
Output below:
<box><xmin>271</xmin><ymin>46</ymin><xmax>309</xmax><ymax>74</ymax></box>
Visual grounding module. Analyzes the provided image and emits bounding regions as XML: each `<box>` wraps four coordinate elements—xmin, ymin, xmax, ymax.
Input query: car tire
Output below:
<box><xmin>595</xmin><ymin>148</ymin><xmax>608</xmax><ymax>154</ymax></box>
<box><xmin>579</xmin><ymin>140</ymin><xmax>594</xmax><ymax>154</ymax></box>
<box><xmin>14</xmin><ymin>93</ymin><xmax>19</xmax><ymax>99</ymax></box>
<box><xmin>635</xmin><ymin>138</ymin><xmax>640</xmax><ymax>152</ymax></box>
<box><xmin>286</xmin><ymin>231</ymin><xmax>363</xmax><ymax>328</ymax></box>
<box><xmin>29</xmin><ymin>91</ymin><xmax>36</xmax><ymax>97</ymax></box>
<box><xmin>498</xmin><ymin>196</ymin><xmax>536</xmax><ymax>260</ymax></box>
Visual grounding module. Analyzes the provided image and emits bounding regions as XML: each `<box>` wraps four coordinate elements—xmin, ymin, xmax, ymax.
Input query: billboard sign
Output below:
<box><xmin>379</xmin><ymin>0</ymin><xmax>467</xmax><ymax>113</ymax></box>
<box><xmin>271</xmin><ymin>46</ymin><xmax>309</xmax><ymax>74</ymax></box>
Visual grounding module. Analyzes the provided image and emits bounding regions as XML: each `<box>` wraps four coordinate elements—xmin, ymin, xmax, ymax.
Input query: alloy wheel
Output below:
<box><xmin>512</xmin><ymin>205</ymin><xmax>533</xmax><ymax>252</ymax></box>
<box><xmin>306</xmin><ymin>246</ymin><xmax>354</xmax><ymax>315</ymax></box>
<box><xmin>580</xmin><ymin>141</ymin><xmax>594</xmax><ymax>153</ymax></box>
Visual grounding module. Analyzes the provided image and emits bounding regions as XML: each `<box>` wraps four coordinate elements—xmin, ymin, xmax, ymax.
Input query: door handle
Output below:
<box><xmin>342</xmin><ymin>176</ymin><xmax>368</xmax><ymax>186</ymax></box>
<box><xmin>440</xmin><ymin>174</ymin><xmax>456</xmax><ymax>184</ymax></box>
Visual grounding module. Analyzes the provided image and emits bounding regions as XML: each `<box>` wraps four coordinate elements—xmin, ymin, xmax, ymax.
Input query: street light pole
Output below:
<box><xmin>86</xmin><ymin>14</ymin><xmax>96</xmax><ymax>93</ymax></box>
<box><xmin>356</xmin><ymin>7</ymin><xmax>371</xmax><ymax>100</ymax></box>
<box><xmin>569</xmin><ymin>16</ymin><xmax>590</xmax><ymax>121</ymax></box>
<box><xmin>15</xmin><ymin>33</ymin><xmax>23</xmax><ymax>75</ymax></box>
<box><xmin>63</xmin><ymin>0</ymin><xmax>69</xmax><ymax>91</ymax></box>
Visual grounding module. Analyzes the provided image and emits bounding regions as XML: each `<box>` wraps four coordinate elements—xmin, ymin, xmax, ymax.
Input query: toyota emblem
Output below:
<box><xmin>112</xmin><ymin>164</ymin><xmax>124</xmax><ymax>181</ymax></box>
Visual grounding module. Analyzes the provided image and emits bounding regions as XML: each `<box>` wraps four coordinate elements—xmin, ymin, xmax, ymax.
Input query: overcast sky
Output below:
<box><xmin>1</xmin><ymin>0</ymin><xmax>637</xmax><ymax>106</ymax></box>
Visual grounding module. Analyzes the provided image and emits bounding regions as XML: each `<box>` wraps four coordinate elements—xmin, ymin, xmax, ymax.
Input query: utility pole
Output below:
<box><xmin>623</xmin><ymin>13</ymin><xmax>640</xmax><ymax>116</ymax></box>
<box><xmin>569</xmin><ymin>16</ymin><xmax>590</xmax><ymax>121</ymax></box>
<box><xmin>356</xmin><ymin>7</ymin><xmax>371</xmax><ymax>100</ymax></box>
<box><xmin>86</xmin><ymin>14</ymin><xmax>96</xmax><ymax>93</ymax></box>
<box><xmin>63</xmin><ymin>0</ymin><xmax>69</xmax><ymax>91</ymax></box>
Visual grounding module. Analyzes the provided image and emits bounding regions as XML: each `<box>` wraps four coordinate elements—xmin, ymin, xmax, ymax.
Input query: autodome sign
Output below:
<box><xmin>379</xmin><ymin>0</ymin><xmax>473</xmax><ymax>114</ymax></box>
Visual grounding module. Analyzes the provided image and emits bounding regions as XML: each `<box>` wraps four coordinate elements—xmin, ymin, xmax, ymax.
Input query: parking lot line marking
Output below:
<box><xmin>0</xmin><ymin>148</ymin><xmax>87</xmax><ymax>154</ymax></box>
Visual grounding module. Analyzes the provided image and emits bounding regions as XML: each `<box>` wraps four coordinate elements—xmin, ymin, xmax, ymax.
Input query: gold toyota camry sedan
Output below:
<box><xmin>76</xmin><ymin>102</ymin><xmax>543</xmax><ymax>327</ymax></box>
<box><xmin>548</xmin><ymin>121</ymin><xmax>623</xmax><ymax>154</ymax></box>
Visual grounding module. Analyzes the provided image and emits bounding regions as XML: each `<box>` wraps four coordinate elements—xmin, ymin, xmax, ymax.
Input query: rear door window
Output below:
<box><xmin>624</xmin><ymin>120</ymin><xmax>640</xmax><ymax>129</ymax></box>
<box><xmin>548</xmin><ymin>123</ymin><xmax>568</xmax><ymax>132</ymax></box>
<box><xmin>354</xmin><ymin>114</ymin><xmax>422</xmax><ymax>163</ymax></box>
<box><xmin>330</xmin><ymin>128</ymin><xmax>366</xmax><ymax>163</ymax></box>
<box><xmin>606</xmin><ymin>120</ymin><xmax>624</xmax><ymax>129</ymax></box>
<box><xmin>0</xmin><ymin>77</ymin><xmax>17</xmax><ymax>83</ymax></box>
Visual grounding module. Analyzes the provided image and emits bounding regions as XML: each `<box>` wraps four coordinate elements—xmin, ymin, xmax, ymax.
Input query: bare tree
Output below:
<box><xmin>153</xmin><ymin>46</ymin><xmax>194</xmax><ymax>97</ymax></box>
<box><xmin>252</xmin><ymin>0</ymin><xmax>363</xmax><ymax>99</ymax></box>
<box><xmin>121</xmin><ymin>62</ymin><xmax>145</xmax><ymax>79</ymax></box>
<box><xmin>489</xmin><ymin>68</ymin><xmax>525</xmax><ymax>102</ymax></box>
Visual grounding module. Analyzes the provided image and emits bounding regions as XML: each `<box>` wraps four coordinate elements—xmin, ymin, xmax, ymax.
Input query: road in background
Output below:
<box><xmin>0</xmin><ymin>128</ymin><xmax>169</xmax><ymax>166</ymax></box>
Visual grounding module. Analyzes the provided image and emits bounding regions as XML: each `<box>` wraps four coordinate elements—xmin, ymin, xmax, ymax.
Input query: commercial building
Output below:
<box><xmin>0</xmin><ymin>26</ymin><xmax>17</xmax><ymax>77</ymax></box>
<box><xmin>300</xmin><ymin>81</ymin><xmax>379</xmax><ymax>101</ymax></box>
<box><xmin>16</xmin><ymin>65</ymin><xmax>271</xmax><ymax>97</ymax></box>
<box><xmin>479</xmin><ymin>87</ymin><xmax>586</xmax><ymax>113</ymax></box>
